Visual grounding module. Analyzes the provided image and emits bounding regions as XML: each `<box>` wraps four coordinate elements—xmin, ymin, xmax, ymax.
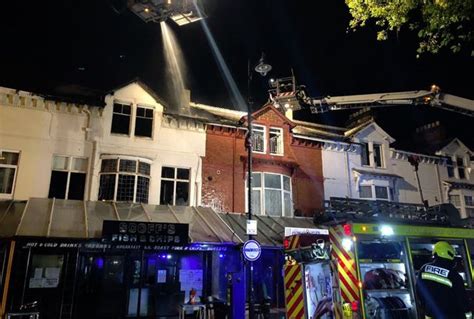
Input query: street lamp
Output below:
<box><xmin>247</xmin><ymin>53</ymin><xmax>271</xmax><ymax>319</ymax></box>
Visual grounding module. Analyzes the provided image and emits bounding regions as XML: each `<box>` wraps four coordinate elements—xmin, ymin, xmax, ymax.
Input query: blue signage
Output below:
<box><xmin>242</xmin><ymin>240</ymin><xmax>261</xmax><ymax>261</ymax></box>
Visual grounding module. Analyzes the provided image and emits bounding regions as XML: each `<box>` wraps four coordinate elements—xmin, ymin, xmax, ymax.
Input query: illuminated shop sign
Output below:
<box><xmin>102</xmin><ymin>220</ymin><xmax>189</xmax><ymax>245</ymax></box>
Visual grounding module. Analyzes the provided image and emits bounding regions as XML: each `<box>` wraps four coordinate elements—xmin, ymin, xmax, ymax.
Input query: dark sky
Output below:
<box><xmin>0</xmin><ymin>0</ymin><xmax>472</xmax><ymax>150</ymax></box>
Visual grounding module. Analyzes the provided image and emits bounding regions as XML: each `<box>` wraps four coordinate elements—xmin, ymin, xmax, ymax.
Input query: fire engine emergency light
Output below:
<box><xmin>127</xmin><ymin>0</ymin><xmax>206</xmax><ymax>26</ymax></box>
<box><xmin>380</xmin><ymin>225</ymin><xmax>394</xmax><ymax>236</ymax></box>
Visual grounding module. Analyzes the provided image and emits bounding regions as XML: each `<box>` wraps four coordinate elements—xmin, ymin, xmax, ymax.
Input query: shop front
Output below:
<box><xmin>0</xmin><ymin>199</ymin><xmax>242</xmax><ymax>319</ymax></box>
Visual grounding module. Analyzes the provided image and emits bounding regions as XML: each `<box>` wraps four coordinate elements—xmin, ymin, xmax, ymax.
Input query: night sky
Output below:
<box><xmin>0</xmin><ymin>0</ymin><xmax>472</xmax><ymax>150</ymax></box>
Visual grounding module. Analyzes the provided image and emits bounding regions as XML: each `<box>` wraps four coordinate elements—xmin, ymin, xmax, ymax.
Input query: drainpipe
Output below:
<box><xmin>344</xmin><ymin>146</ymin><xmax>353</xmax><ymax>198</ymax></box>
<box><xmin>82</xmin><ymin>108</ymin><xmax>97</xmax><ymax>201</ymax></box>
<box><xmin>408</xmin><ymin>155</ymin><xmax>427</xmax><ymax>209</ymax></box>
<box><xmin>435</xmin><ymin>161</ymin><xmax>444</xmax><ymax>203</ymax></box>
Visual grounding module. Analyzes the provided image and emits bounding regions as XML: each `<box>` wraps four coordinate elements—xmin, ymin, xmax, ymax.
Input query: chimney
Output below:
<box><xmin>180</xmin><ymin>89</ymin><xmax>191</xmax><ymax>115</ymax></box>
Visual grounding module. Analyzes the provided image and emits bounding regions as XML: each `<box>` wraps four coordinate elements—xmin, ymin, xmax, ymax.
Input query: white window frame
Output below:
<box><xmin>111</xmin><ymin>101</ymin><xmax>132</xmax><ymax>136</ymax></box>
<box><xmin>0</xmin><ymin>150</ymin><xmax>20</xmax><ymax>199</ymax></box>
<box><xmin>98</xmin><ymin>155</ymin><xmax>152</xmax><ymax>203</ymax></box>
<box><xmin>134</xmin><ymin>105</ymin><xmax>154</xmax><ymax>139</ymax></box>
<box><xmin>160</xmin><ymin>166</ymin><xmax>191</xmax><ymax>206</ymax></box>
<box><xmin>252</xmin><ymin>125</ymin><xmax>266</xmax><ymax>154</ymax></box>
<box><xmin>49</xmin><ymin>155</ymin><xmax>88</xmax><ymax>200</ymax></box>
<box><xmin>358</xmin><ymin>183</ymin><xmax>392</xmax><ymax>201</ymax></box>
<box><xmin>246</xmin><ymin>172</ymin><xmax>293</xmax><ymax>217</ymax></box>
<box><xmin>455</xmin><ymin>156</ymin><xmax>467</xmax><ymax>180</ymax></box>
<box><xmin>269</xmin><ymin>127</ymin><xmax>284</xmax><ymax>156</ymax></box>
<box><xmin>360</xmin><ymin>142</ymin><xmax>385</xmax><ymax>168</ymax></box>
<box><xmin>373</xmin><ymin>143</ymin><xmax>384</xmax><ymax>168</ymax></box>
<box><xmin>448</xmin><ymin>194</ymin><xmax>461</xmax><ymax>208</ymax></box>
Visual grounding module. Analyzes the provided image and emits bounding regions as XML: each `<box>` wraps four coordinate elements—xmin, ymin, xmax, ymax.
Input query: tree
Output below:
<box><xmin>345</xmin><ymin>0</ymin><xmax>474</xmax><ymax>56</ymax></box>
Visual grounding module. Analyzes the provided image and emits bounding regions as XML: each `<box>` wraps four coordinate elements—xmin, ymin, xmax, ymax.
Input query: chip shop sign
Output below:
<box><xmin>102</xmin><ymin>221</ymin><xmax>189</xmax><ymax>245</ymax></box>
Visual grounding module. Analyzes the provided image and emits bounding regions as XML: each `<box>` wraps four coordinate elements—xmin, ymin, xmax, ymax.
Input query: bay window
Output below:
<box><xmin>247</xmin><ymin>172</ymin><xmax>293</xmax><ymax>217</ymax></box>
<box><xmin>98</xmin><ymin>156</ymin><xmax>151</xmax><ymax>203</ymax></box>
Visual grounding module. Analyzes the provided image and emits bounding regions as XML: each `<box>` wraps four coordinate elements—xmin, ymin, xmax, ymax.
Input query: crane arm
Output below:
<box><xmin>298</xmin><ymin>89</ymin><xmax>474</xmax><ymax>117</ymax></box>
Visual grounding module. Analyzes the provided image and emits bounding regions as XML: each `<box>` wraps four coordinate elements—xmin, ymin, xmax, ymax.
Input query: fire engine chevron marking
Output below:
<box><xmin>332</xmin><ymin>241</ymin><xmax>357</xmax><ymax>278</ymax></box>
<box><xmin>285</xmin><ymin>265</ymin><xmax>300</xmax><ymax>290</ymax></box>
<box><xmin>338</xmin><ymin>265</ymin><xmax>360</xmax><ymax>300</ymax></box>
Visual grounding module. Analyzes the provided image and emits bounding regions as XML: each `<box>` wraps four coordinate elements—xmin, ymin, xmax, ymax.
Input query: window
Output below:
<box><xmin>465</xmin><ymin>196</ymin><xmax>474</xmax><ymax>218</ymax></box>
<box><xmin>373</xmin><ymin>144</ymin><xmax>383</xmax><ymax>167</ymax></box>
<box><xmin>28</xmin><ymin>255</ymin><xmax>63</xmax><ymax>289</ymax></box>
<box><xmin>247</xmin><ymin>172</ymin><xmax>292</xmax><ymax>217</ymax></box>
<box><xmin>360</xmin><ymin>185</ymin><xmax>392</xmax><ymax>201</ymax></box>
<box><xmin>252</xmin><ymin>125</ymin><xmax>265</xmax><ymax>153</ymax></box>
<box><xmin>111</xmin><ymin>102</ymin><xmax>131</xmax><ymax>135</ymax></box>
<box><xmin>465</xmin><ymin>196</ymin><xmax>473</xmax><ymax>207</ymax></box>
<box><xmin>449</xmin><ymin>195</ymin><xmax>461</xmax><ymax>207</ymax></box>
<box><xmin>375</xmin><ymin>186</ymin><xmax>388</xmax><ymax>199</ymax></box>
<box><xmin>98</xmin><ymin>157</ymin><xmax>151</xmax><ymax>203</ymax></box>
<box><xmin>361</xmin><ymin>142</ymin><xmax>384</xmax><ymax>168</ymax></box>
<box><xmin>457</xmin><ymin>157</ymin><xmax>466</xmax><ymax>179</ymax></box>
<box><xmin>269</xmin><ymin>127</ymin><xmax>283</xmax><ymax>155</ymax></box>
<box><xmin>135</xmin><ymin>106</ymin><xmax>153</xmax><ymax>138</ymax></box>
<box><xmin>361</xmin><ymin>143</ymin><xmax>370</xmax><ymax>166</ymax></box>
<box><xmin>446</xmin><ymin>158</ymin><xmax>455</xmax><ymax>178</ymax></box>
<box><xmin>359</xmin><ymin>186</ymin><xmax>372</xmax><ymax>199</ymax></box>
<box><xmin>0</xmin><ymin>151</ymin><xmax>19</xmax><ymax>198</ymax></box>
<box><xmin>467</xmin><ymin>208</ymin><xmax>474</xmax><ymax>218</ymax></box>
<box><xmin>48</xmin><ymin>156</ymin><xmax>87</xmax><ymax>200</ymax></box>
<box><xmin>160</xmin><ymin>167</ymin><xmax>190</xmax><ymax>206</ymax></box>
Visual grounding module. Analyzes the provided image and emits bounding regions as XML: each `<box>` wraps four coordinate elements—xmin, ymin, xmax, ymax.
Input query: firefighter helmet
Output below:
<box><xmin>433</xmin><ymin>241</ymin><xmax>455</xmax><ymax>260</ymax></box>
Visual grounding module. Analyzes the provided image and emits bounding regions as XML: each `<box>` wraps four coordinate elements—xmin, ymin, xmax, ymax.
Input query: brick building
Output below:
<box><xmin>193</xmin><ymin>102</ymin><xmax>341</xmax><ymax>218</ymax></box>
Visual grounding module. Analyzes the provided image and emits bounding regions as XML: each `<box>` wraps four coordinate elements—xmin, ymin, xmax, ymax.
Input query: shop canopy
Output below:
<box><xmin>0</xmin><ymin>198</ymin><xmax>316</xmax><ymax>247</ymax></box>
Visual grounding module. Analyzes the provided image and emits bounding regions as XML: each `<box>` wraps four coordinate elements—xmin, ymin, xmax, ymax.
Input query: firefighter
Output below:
<box><xmin>416</xmin><ymin>241</ymin><xmax>472</xmax><ymax>319</ymax></box>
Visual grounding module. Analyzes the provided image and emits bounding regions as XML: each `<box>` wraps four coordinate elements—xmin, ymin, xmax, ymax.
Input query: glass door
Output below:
<box><xmin>75</xmin><ymin>254</ymin><xmax>126</xmax><ymax>319</ymax></box>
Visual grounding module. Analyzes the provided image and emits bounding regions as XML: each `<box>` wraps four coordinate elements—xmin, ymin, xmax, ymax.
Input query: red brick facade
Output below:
<box><xmin>201</xmin><ymin>104</ymin><xmax>324</xmax><ymax>217</ymax></box>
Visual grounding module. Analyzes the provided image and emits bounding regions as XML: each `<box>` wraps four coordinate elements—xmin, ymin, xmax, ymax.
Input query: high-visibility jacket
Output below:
<box><xmin>416</xmin><ymin>259</ymin><xmax>472</xmax><ymax>319</ymax></box>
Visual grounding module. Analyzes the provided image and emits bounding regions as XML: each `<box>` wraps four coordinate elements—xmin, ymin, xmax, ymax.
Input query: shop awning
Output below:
<box><xmin>0</xmin><ymin>198</ymin><xmax>318</xmax><ymax>247</ymax></box>
<box><xmin>0</xmin><ymin>198</ymin><xmax>239</xmax><ymax>244</ymax></box>
<box><xmin>219</xmin><ymin>213</ymin><xmax>317</xmax><ymax>247</ymax></box>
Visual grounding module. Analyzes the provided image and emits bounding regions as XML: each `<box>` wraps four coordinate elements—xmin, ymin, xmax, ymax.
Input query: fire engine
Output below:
<box><xmin>283</xmin><ymin>199</ymin><xmax>474</xmax><ymax>319</ymax></box>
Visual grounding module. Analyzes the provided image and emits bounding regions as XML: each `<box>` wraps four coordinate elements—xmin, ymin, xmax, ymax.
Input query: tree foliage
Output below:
<box><xmin>345</xmin><ymin>0</ymin><xmax>474</xmax><ymax>56</ymax></box>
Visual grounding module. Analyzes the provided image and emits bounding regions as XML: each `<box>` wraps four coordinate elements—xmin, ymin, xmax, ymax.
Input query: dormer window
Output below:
<box><xmin>111</xmin><ymin>102</ymin><xmax>131</xmax><ymax>135</ymax></box>
<box><xmin>360</xmin><ymin>142</ymin><xmax>384</xmax><ymax>168</ymax></box>
<box><xmin>135</xmin><ymin>106</ymin><xmax>153</xmax><ymax>138</ymax></box>
<box><xmin>373</xmin><ymin>144</ymin><xmax>383</xmax><ymax>167</ymax></box>
<box><xmin>447</xmin><ymin>156</ymin><xmax>468</xmax><ymax>179</ymax></box>
<box><xmin>269</xmin><ymin>127</ymin><xmax>283</xmax><ymax>155</ymax></box>
<box><xmin>252</xmin><ymin>125</ymin><xmax>266</xmax><ymax>153</ymax></box>
<box><xmin>456</xmin><ymin>157</ymin><xmax>466</xmax><ymax>179</ymax></box>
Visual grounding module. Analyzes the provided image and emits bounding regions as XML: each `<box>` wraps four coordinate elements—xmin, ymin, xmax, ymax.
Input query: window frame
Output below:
<box><xmin>269</xmin><ymin>127</ymin><xmax>284</xmax><ymax>156</ymax></box>
<box><xmin>159</xmin><ymin>166</ymin><xmax>191</xmax><ymax>206</ymax></box>
<box><xmin>360</xmin><ymin>142</ymin><xmax>385</xmax><ymax>168</ymax></box>
<box><xmin>246</xmin><ymin>172</ymin><xmax>293</xmax><ymax>217</ymax></box>
<box><xmin>98</xmin><ymin>155</ymin><xmax>152</xmax><ymax>203</ymax></box>
<box><xmin>111</xmin><ymin>102</ymin><xmax>132</xmax><ymax>136</ymax></box>
<box><xmin>359</xmin><ymin>184</ymin><xmax>392</xmax><ymax>201</ymax></box>
<box><xmin>373</xmin><ymin>143</ymin><xmax>384</xmax><ymax>168</ymax></box>
<box><xmin>49</xmin><ymin>155</ymin><xmax>88</xmax><ymax>200</ymax></box>
<box><xmin>252</xmin><ymin>124</ymin><xmax>266</xmax><ymax>154</ymax></box>
<box><xmin>0</xmin><ymin>150</ymin><xmax>20</xmax><ymax>199</ymax></box>
<box><xmin>134</xmin><ymin>105</ymin><xmax>154</xmax><ymax>138</ymax></box>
